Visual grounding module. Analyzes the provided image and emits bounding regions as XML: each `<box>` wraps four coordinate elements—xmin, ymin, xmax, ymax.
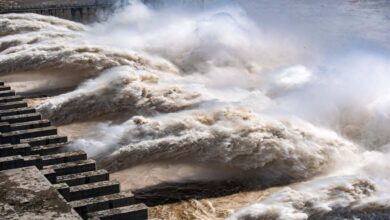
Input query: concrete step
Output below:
<box><xmin>53</xmin><ymin>182</ymin><xmax>73</xmax><ymax>200</ymax></box>
<box><xmin>0</xmin><ymin>122</ymin><xmax>10</xmax><ymax>132</ymax></box>
<box><xmin>0</xmin><ymin>82</ymin><xmax>149</xmax><ymax>220</ymax></box>
<box><xmin>31</xmin><ymin>142</ymin><xmax>68</xmax><ymax>155</ymax></box>
<box><xmin>87</xmin><ymin>204</ymin><xmax>148</xmax><ymax>220</ymax></box>
<box><xmin>23</xmin><ymin>155</ymin><xmax>43</xmax><ymax>169</ymax></box>
<box><xmin>1</xmin><ymin>126</ymin><xmax>57</xmax><ymax>144</ymax></box>
<box><xmin>41</xmin><ymin>150</ymin><xmax>87</xmax><ymax>166</ymax></box>
<box><xmin>0</xmin><ymin>90</ymin><xmax>15</xmax><ymax>97</ymax></box>
<box><xmin>0</xmin><ymin>95</ymin><xmax>23</xmax><ymax>103</ymax></box>
<box><xmin>1</xmin><ymin>112</ymin><xmax>42</xmax><ymax>124</ymax></box>
<box><xmin>0</xmin><ymin>143</ymin><xmax>31</xmax><ymax>157</ymax></box>
<box><xmin>0</xmin><ymin>107</ymin><xmax>36</xmax><ymax>117</ymax></box>
<box><xmin>0</xmin><ymin>144</ymin><xmax>13</xmax><ymax>157</ymax></box>
<box><xmin>9</xmin><ymin>143</ymin><xmax>31</xmax><ymax>156</ymax></box>
<box><xmin>0</xmin><ymin>101</ymin><xmax>28</xmax><ymax>110</ymax></box>
<box><xmin>53</xmin><ymin>181</ymin><xmax>121</xmax><ymax>203</ymax></box>
<box><xmin>0</xmin><ymin>155</ymin><xmax>24</xmax><ymax>170</ymax></box>
<box><xmin>69</xmin><ymin>180</ymin><xmax>120</xmax><ymax>201</ymax></box>
<box><xmin>57</xmin><ymin>169</ymin><xmax>109</xmax><ymax>186</ymax></box>
<box><xmin>69</xmin><ymin>191</ymin><xmax>136</xmax><ymax>219</ymax></box>
<box><xmin>0</xmin><ymin>154</ymin><xmax>43</xmax><ymax>170</ymax></box>
<box><xmin>21</xmin><ymin>135</ymin><xmax>67</xmax><ymax>147</ymax></box>
<box><xmin>10</xmin><ymin>119</ymin><xmax>51</xmax><ymax>131</ymax></box>
<box><xmin>42</xmin><ymin>159</ymin><xmax>97</xmax><ymax>182</ymax></box>
<box><xmin>0</xmin><ymin>85</ymin><xmax>11</xmax><ymax>91</ymax></box>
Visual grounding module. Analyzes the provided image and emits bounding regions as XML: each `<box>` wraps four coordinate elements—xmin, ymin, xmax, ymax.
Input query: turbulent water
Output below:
<box><xmin>1</xmin><ymin>0</ymin><xmax>390</xmax><ymax>219</ymax></box>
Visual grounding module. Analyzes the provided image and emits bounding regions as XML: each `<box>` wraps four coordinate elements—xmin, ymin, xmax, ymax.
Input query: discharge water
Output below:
<box><xmin>1</xmin><ymin>0</ymin><xmax>390</xmax><ymax>219</ymax></box>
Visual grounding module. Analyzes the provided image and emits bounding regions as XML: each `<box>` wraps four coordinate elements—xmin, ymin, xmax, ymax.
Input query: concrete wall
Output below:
<box><xmin>0</xmin><ymin>0</ymin><xmax>130</xmax><ymax>23</ymax></box>
<box><xmin>22</xmin><ymin>6</ymin><xmax>112</xmax><ymax>23</ymax></box>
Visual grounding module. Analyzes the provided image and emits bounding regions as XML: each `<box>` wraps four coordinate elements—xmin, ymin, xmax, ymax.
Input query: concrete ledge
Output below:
<box><xmin>54</xmin><ymin>182</ymin><xmax>72</xmax><ymax>201</ymax></box>
<box><xmin>10</xmin><ymin>143</ymin><xmax>32</xmax><ymax>156</ymax></box>
<box><xmin>0</xmin><ymin>101</ymin><xmax>28</xmax><ymax>110</ymax></box>
<box><xmin>23</xmin><ymin>155</ymin><xmax>43</xmax><ymax>169</ymax></box>
<box><xmin>57</xmin><ymin>169</ymin><xmax>109</xmax><ymax>186</ymax></box>
<box><xmin>31</xmin><ymin>142</ymin><xmax>68</xmax><ymax>155</ymax></box>
<box><xmin>0</xmin><ymin>95</ymin><xmax>23</xmax><ymax>103</ymax></box>
<box><xmin>69</xmin><ymin>181</ymin><xmax>120</xmax><ymax>201</ymax></box>
<box><xmin>70</xmin><ymin>191</ymin><xmax>136</xmax><ymax>219</ymax></box>
<box><xmin>1</xmin><ymin>112</ymin><xmax>42</xmax><ymax>124</ymax></box>
<box><xmin>0</xmin><ymin>143</ymin><xmax>31</xmax><ymax>157</ymax></box>
<box><xmin>0</xmin><ymin>144</ymin><xmax>13</xmax><ymax>156</ymax></box>
<box><xmin>10</xmin><ymin>119</ymin><xmax>51</xmax><ymax>131</ymax></box>
<box><xmin>0</xmin><ymin>90</ymin><xmax>15</xmax><ymax>97</ymax></box>
<box><xmin>0</xmin><ymin>154</ymin><xmax>45</xmax><ymax>170</ymax></box>
<box><xmin>88</xmin><ymin>204</ymin><xmax>148</xmax><ymax>220</ymax></box>
<box><xmin>42</xmin><ymin>168</ymin><xmax>57</xmax><ymax>183</ymax></box>
<box><xmin>21</xmin><ymin>135</ymin><xmax>68</xmax><ymax>146</ymax></box>
<box><xmin>43</xmin><ymin>159</ymin><xmax>96</xmax><ymax>176</ymax></box>
<box><xmin>0</xmin><ymin>155</ymin><xmax>24</xmax><ymax>170</ymax></box>
<box><xmin>1</xmin><ymin>126</ymin><xmax>57</xmax><ymax>144</ymax></box>
<box><xmin>42</xmin><ymin>150</ymin><xmax>87</xmax><ymax>166</ymax></box>
<box><xmin>0</xmin><ymin>122</ymin><xmax>10</xmax><ymax>132</ymax></box>
<box><xmin>0</xmin><ymin>85</ymin><xmax>10</xmax><ymax>91</ymax></box>
<box><xmin>0</xmin><ymin>107</ymin><xmax>36</xmax><ymax>117</ymax></box>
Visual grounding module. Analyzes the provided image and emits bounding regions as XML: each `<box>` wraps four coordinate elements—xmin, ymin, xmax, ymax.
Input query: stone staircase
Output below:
<box><xmin>0</xmin><ymin>81</ymin><xmax>148</xmax><ymax>220</ymax></box>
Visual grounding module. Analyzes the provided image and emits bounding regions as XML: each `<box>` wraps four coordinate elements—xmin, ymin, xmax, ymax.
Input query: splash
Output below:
<box><xmin>230</xmin><ymin>150</ymin><xmax>390</xmax><ymax>220</ymax></box>
<box><xmin>1</xmin><ymin>0</ymin><xmax>390</xmax><ymax>219</ymax></box>
<box><xmin>0</xmin><ymin>12</ymin><xmax>176</xmax><ymax>93</ymax></box>
<box><xmin>38</xmin><ymin>66</ymin><xmax>201</xmax><ymax>124</ymax></box>
<box><xmin>71</xmin><ymin>108</ymin><xmax>356</xmax><ymax>185</ymax></box>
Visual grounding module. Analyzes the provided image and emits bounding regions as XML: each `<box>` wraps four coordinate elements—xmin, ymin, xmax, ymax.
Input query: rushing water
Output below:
<box><xmin>1</xmin><ymin>0</ymin><xmax>390</xmax><ymax>219</ymax></box>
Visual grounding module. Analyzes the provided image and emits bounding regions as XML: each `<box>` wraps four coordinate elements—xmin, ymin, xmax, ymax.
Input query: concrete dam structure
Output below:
<box><xmin>0</xmin><ymin>81</ymin><xmax>148</xmax><ymax>219</ymax></box>
<box><xmin>0</xmin><ymin>0</ymin><xmax>130</xmax><ymax>23</ymax></box>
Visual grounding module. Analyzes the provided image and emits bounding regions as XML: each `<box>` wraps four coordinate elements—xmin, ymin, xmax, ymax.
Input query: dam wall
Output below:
<box><xmin>0</xmin><ymin>0</ymin><xmax>130</xmax><ymax>23</ymax></box>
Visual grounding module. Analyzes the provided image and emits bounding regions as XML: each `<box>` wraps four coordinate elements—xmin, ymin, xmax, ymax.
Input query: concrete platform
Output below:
<box><xmin>0</xmin><ymin>166</ymin><xmax>82</xmax><ymax>220</ymax></box>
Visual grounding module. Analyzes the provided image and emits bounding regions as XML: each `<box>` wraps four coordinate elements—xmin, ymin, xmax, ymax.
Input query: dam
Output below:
<box><xmin>0</xmin><ymin>0</ymin><xmax>131</xmax><ymax>23</ymax></box>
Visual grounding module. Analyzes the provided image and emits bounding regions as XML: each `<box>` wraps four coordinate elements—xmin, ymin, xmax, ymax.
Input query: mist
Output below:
<box><xmin>1</xmin><ymin>0</ymin><xmax>390</xmax><ymax>219</ymax></box>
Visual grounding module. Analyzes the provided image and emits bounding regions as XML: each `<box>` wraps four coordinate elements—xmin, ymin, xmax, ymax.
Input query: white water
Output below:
<box><xmin>1</xmin><ymin>0</ymin><xmax>390</xmax><ymax>219</ymax></box>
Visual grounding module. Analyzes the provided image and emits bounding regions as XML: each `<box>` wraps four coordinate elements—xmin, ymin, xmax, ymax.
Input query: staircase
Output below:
<box><xmin>0</xmin><ymin>81</ymin><xmax>148</xmax><ymax>220</ymax></box>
